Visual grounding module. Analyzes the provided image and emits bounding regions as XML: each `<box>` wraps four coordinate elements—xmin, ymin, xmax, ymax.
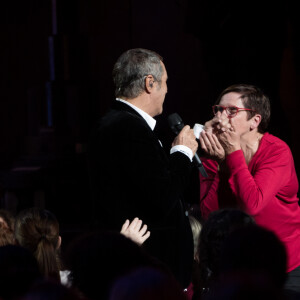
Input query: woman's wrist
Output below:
<box><xmin>224</xmin><ymin>144</ymin><xmax>241</xmax><ymax>155</ymax></box>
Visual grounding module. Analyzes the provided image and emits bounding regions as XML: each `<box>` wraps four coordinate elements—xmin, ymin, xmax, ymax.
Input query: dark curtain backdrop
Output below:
<box><xmin>0</xmin><ymin>0</ymin><xmax>299</xmax><ymax>224</ymax></box>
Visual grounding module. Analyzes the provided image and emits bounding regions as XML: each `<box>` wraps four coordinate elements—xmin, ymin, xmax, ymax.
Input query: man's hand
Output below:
<box><xmin>172</xmin><ymin>125</ymin><xmax>198</xmax><ymax>156</ymax></box>
<box><xmin>120</xmin><ymin>218</ymin><xmax>150</xmax><ymax>246</ymax></box>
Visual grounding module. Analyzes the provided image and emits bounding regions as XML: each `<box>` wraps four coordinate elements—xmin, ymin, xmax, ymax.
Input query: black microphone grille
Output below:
<box><xmin>168</xmin><ymin>113</ymin><xmax>184</xmax><ymax>135</ymax></box>
<box><xmin>168</xmin><ymin>113</ymin><xmax>182</xmax><ymax>125</ymax></box>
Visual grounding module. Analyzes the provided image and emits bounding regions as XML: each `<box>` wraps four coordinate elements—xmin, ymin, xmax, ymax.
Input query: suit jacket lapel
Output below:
<box><xmin>111</xmin><ymin>100</ymin><xmax>169</xmax><ymax>161</ymax></box>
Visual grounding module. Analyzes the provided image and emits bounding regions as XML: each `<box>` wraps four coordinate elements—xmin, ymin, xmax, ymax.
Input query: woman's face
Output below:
<box><xmin>218</xmin><ymin>92</ymin><xmax>253</xmax><ymax>137</ymax></box>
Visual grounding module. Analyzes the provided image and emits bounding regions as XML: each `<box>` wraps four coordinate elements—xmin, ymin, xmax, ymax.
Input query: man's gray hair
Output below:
<box><xmin>113</xmin><ymin>48</ymin><xmax>164</xmax><ymax>99</ymax></box>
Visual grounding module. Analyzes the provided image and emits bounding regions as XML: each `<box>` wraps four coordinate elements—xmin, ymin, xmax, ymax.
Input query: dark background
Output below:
<box><xmin>0</xmin><ymin>0</ymin><xmax>299</xmax><ymax>232</ymax></box>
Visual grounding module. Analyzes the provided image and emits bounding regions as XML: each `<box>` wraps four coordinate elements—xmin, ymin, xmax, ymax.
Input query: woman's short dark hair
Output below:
<box><xmin>216</xmin><ymin>84</ymin><xmax>271</xmax><ymax>133</ymax></box>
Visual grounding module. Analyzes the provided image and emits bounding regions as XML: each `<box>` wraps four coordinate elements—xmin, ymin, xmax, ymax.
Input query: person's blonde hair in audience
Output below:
<box><xmin>0</xmin><ymin>222</ymin><xmax>15</xmax><ymax>247</ymax></box>
<box><xmin>0</xmin><ymin>209</ymin><xmax>15</xmax><ymax>231</ymax></box>
<box><xmin>188</xmin><ymin>215</ymin><xmax>202</xmax><ymax>259</ymax></box>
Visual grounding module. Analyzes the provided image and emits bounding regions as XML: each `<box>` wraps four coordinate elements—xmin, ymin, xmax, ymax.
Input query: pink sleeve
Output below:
<box><xmin>199</xmin><ymin>158</ymin><xmax>220</xmax><ymax>220</ymax></box>
<box><xmin>226</xmin><ymin>147</ymin><xmax>292</xmax><ymax>215</ymax></box>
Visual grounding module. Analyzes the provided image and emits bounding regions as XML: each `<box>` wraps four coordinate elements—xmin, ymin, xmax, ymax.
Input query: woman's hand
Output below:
<box><xmin>120</xmin><ymin>218</ymin><xmax>150</xmax><ymax>246</ymax></box>
<box><xmin>204</xmin><ymin>116</ymin><xmax>232</xmax><ymax>135</ymax></box>
<box><xmin>202</xmin><ymin>115</ymin><xmax>241</xmax><ymax>158</ymax></box>
<box><xmin>217</xmin><ymin>124</ymin><xmax>241</xmax><ymax>155</ymax></box>
<box><xmin>199</xmin><ymin>131</ymin><xmax>225</xmax><ymax>163</ymax></box>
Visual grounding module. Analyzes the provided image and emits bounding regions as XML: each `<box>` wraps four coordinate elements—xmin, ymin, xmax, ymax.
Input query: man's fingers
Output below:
<box><xmin>179</xmin><ymin>125</ymin><xmax>191</xmax><ymax>134</ymax></box>
<box><xmin>179</xmin><ymin>125</ymin><xmax>197</xmax><ymax>140</ymax></box>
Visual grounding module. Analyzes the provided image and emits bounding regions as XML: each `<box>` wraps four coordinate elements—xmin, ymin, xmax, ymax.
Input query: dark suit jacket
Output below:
<box><xmin>88</xmin><ymin>100</ymin><xmax>194</xmax><ymax>287</ymax></box>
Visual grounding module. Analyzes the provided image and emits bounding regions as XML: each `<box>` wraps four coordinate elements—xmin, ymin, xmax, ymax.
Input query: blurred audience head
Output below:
<box><xmin>109</xmin><ymin>266</ymin><xmax>187</xmax><ymax>300</ymax></box>
<box><xmin>204</xmin><ymin>225</ymin><xmax>287</xmax><ymax>300</ymax></box>
<box><xmin>21</xmin><ymin>278</ymin><xmax>83</xmax><ymax>300</ymax></box>
<box><xmin>219</xmin><ymin>225</ymin><xmax>287</xmax><ymax>289</ymax></box>
<box><xmin>0</xmin><ymin>244</ymin><xmax>41</xmax><ymax>300</ymax></box>
<box><xmin>14</xmin><ymin>207</ymin><xmax>61</xmax><ymax>281</ymax></box>
<box><xmin>64</xmin><ymin>230</ymin><xmax>167</xmax><ymax>300</ymax></box>
<box><xmin>194</xmin><ymin>208</ymin><xmax>255</xmax><ymax>297</ymax></box>
<box><xmin>0</xmin><ymin>209</ymin><xmax>15</xmax><ymax>231</ymax></box>
<box><xmin>0</xmin><ymin>222</ymin><xmax>15</xmax><ymax>246</ymax></box>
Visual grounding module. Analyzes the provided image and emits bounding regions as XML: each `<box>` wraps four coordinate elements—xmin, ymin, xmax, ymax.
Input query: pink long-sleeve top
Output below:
<box><xmin>200</xmin><ymin>132</ymin><xmax>300</xmax><ymax>272</ymax></box>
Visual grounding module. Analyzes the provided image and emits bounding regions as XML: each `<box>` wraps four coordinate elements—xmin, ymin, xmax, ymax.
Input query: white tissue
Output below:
<box><xmin>193</xmin><ymin>123</ymin><xmax>204</xmax><ymax>139</ymax></box>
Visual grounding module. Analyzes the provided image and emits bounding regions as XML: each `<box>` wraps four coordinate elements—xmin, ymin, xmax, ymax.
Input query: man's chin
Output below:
<box><xmin>157</xmin><ymin>109</ymin><xmax>163</xmax><ymax>117</ymax></box>
<box><xmin>153</xmin><ymin>108</ymin><xmax>163</xmax><ymax>117</ymax></box>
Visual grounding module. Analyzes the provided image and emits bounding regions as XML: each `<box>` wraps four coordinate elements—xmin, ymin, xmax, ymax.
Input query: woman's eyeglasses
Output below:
<box><xmin>212</xmin><ymin>105</ymin><xmax>256</xmax><ymax>118</ymax></box>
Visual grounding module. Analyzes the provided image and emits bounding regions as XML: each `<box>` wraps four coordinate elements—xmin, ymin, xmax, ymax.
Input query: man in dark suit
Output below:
<box><xmin>88</xmin><ymin>48</ymin><xmax>198</xmax><ymax>288</ymax></box>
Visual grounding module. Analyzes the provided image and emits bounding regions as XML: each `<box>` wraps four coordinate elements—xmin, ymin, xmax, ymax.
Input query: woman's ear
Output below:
<box><xmin>56</xmin><ymin>235</ymin><xmax>62</xmax><ymax>249</ymax></box>
<box><xmin>250</xmin><ymin>114</ymin><xmax>262</xmax><ymax>130</ymax></box>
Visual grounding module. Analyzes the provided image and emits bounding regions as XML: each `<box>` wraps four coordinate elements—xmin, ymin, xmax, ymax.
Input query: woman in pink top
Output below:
<box><xmin>198</xmin><ymin>84</ymin><xmax>300</xmax><ymax>293</ymax></box>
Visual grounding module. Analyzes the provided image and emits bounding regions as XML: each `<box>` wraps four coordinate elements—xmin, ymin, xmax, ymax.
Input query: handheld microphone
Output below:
<box><xmin>168</xmin><ymin>113</ymin><xmax>208</xmax><ymax>177</ymax></box>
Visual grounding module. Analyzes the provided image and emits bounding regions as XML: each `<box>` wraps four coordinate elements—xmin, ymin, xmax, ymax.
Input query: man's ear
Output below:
<box><xmin>250</xmin><ymin>114</ymin><xmax>262</xmax><ymax>130</ymax></box>
<box><xmin>145</xmin><ymin>75</ymin><xmax>155</xmax><ymax>93</ymax></box>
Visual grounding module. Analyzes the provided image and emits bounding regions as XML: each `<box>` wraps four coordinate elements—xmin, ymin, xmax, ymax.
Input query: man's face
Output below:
<box><xmin>152</xmin><ymin>61</ymin><xmax>168</xmax><ymax>116</ymax></box>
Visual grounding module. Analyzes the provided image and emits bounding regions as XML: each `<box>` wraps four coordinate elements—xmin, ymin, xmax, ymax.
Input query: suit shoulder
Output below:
<box><xmin>98</xmin><ymin>109</ymin><xmax>150</xmax><ymax>136</ymax></box>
